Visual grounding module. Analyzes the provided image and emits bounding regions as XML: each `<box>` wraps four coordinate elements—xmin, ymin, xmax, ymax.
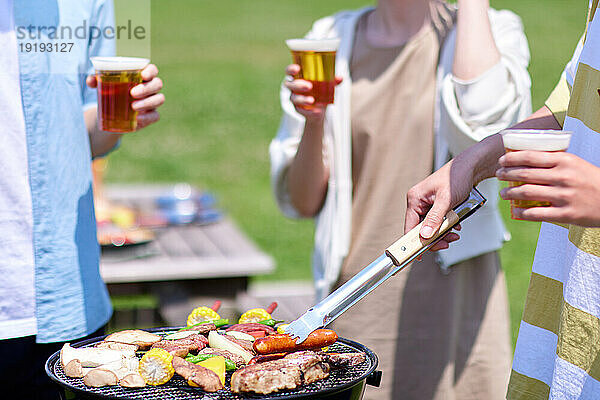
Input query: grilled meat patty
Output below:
<box><xmin>319</xmin><ymin>352</ymin><xmax>366</xmax><ymax>368</ymax></box>
<box><xmin>152</xmin><ymin>335</ymin><xmax>209</xmax><ymax>357</ymax></box>
<box><xmin>230</xmin><ymin>351</ymin><xmax>330</xmax><ymax>394</ymax></box>
<box><xmin>172</xmin><ymin>356</ymin><xmax>223</xmax><ymax>392</ymax></box>
<box><xmin>187</xmin><ymin>323</ymin><xmax>217</xmax><ymax>335</ymax></box>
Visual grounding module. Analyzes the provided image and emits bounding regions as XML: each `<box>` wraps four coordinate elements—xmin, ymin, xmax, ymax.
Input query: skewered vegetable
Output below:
<box><xmin>257</xmin><ymin>319</ymin><xmax>284</xmax><ymax>327</ymax></box>
<box><xmin>238</xmin><ymin>302</ymin><xmax>278</xmax><ymax>324</ymax></box>
<box><xmin>185</xmin><ymin>353</ymin><xmax>237</xmax><ymax>371</ymax></box>
<box><xmin>187</xmin><ymin>307</ymin><xmax>221</xmax><ymax>326</ymax></box>
<box><xmin>238</xmin><ymin>308</ymin><xmax>271</xmax><ymax>324</ymax></box>
<box><xmin>208</xmin><ymin>331</ymin><xmax>253</xmax><ymax>363</ymax></box>
<box><xmin>197</xmin><ymin>356</ymin><xmax>226</xmax><ymax>385</ymax></box>
<box><xmin>138</xmin><ymin>348</ymin><xmax>175</xmax><ymax>385</ymax></box>
<box><xmin>247</xmin><ymin>331</ymin><xmax>267</xmax><ymax>339</ymax></box>
<box><xmin>172</xmin><ymin>356</ymin><xmax>223</xmax><ymax>392</ymax></box>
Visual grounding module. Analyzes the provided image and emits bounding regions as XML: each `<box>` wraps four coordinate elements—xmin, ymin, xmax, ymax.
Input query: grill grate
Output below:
<box><xmin>46</xmin><ymin>328</ymin><xmax>378</xmax><ymax>400</ymax></box>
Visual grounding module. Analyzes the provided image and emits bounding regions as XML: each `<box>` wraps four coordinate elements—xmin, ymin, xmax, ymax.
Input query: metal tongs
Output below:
<box><xmin>285</xmin><ymin>188</ymin><xmax>486</xmax><ymax>343</ymax></box>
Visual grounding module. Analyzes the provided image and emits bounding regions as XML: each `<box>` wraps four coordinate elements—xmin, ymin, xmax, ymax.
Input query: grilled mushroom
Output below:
<box><xmin>63</xmin><ymin>359</ymin><xmax>84</xmax><ymax>378</ymax></box>
<box><xmin>119</xmin><ymin>373</ymin><xmax>146</xmax><ymax>388</ymax></box>
<box><xmin>60</xmin><ymin>343</ymin><xmax>133</xmax><ymax>368</ymax></box>
<box><xmin>104</xmin><ymin>329</ymin><xmax>162</xmax><ymax>350</ymax></box>
<box><xmin>83</xmin><ymin>369</ymin><xmax>119</xmax><ymax>387</ymax></box>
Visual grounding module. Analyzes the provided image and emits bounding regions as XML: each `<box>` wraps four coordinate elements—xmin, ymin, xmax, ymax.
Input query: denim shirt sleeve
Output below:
<box><xmin>82</xmin><ymin>0</ymin><xmax>116</xmax><ymax>110</ymax></box>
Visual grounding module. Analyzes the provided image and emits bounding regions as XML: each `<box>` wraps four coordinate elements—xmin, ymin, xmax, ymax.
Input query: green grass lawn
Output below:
<box><xmin>106</xmin><ymin>0</ymin><xmax>587</xmax><ymax>345</ymax></box>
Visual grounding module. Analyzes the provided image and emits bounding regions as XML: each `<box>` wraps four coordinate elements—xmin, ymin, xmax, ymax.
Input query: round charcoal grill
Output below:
<box><xmin>46</xmin><ymin>327</ymin><xmax>382</xmax><ymax>400</ymax></box>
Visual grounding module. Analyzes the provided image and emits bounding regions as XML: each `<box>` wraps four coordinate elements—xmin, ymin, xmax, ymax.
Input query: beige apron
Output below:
<box><xmin>333</xmin><ymin>3</ymin><xmax>512</xmax><ymax>399</ymax></box>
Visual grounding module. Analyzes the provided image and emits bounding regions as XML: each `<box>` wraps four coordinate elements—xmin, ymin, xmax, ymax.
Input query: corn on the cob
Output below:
<box><xmin>238</xmin><ymin>308</ymin><xmax>271</xmax><ymax>324</ymax></box>
<box><xmin>276</xmin><ymin>324</ymin><xmax>289</xmax><ymax>334</ymax></box>
<box><xmin>187</xmin><ymin>306</ymin><xmax>221</xmax><ymax>326</ymax></box>
<box><xmin>138</xmin><ymin>348</ymin><xmax>174</xmax><ymax>385</ymax></box>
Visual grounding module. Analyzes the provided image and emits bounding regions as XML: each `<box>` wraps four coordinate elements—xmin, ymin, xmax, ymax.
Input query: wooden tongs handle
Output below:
<box><xmin>385</xmin><ymin>210</ymin><xmax>460</xmax><ymax>266</ymax></box>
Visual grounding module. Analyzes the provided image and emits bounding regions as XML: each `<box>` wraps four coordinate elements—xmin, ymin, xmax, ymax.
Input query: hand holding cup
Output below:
<box><xmin>497</xmin><ymin>130</ymin><xmax>572</xmax><ymax>220</ymax></box>
<box><xmin>285</xmin><ymin>64</ymin><xmax>342</xmax><ymax>121</ymax></box>
<box><xmin>284</xmin><ymin>38</ymin><xmax>342</xmax><ymax>121</ymax></box>
<box><xmin>88</xmin><ymin>57</ymin><xmax>165</xmax><ymax>132</ymax></box>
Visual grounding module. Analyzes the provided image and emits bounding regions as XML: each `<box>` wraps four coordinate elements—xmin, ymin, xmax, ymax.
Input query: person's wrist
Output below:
<box><xmin>470</xmin><ymin>134</ymin><xmax>504</xmax><ymax>184</ymax></box>
<box><xmin>304</xmin><ymin>114</ymin><xmax>326</xmax><ymax>130</ymax></box>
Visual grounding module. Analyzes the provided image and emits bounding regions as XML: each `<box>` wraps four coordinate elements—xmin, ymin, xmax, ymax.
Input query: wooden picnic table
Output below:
<box><xmin>100</xmin><ymin>184</ymin><xmax>275</xmax><ymax>329</ymax></box>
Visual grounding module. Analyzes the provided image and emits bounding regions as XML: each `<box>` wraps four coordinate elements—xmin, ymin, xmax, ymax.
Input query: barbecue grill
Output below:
<box><xmin>46</xmin><ymin>327</ymin><xmax>382</xmax><ymax>400</ymax></box>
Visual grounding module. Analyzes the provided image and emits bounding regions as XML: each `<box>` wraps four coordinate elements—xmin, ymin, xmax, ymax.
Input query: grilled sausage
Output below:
<box><xmin>253</xmin><ymin>329</ymin><xmax>338</xmax><ymax>355</ymax></box>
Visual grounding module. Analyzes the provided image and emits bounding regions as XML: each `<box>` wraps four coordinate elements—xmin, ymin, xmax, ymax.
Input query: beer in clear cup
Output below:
<box><xmin>285</xmin><ymin>39</ymin><xmax>340</xmax><ymax>105</ymax></box>
<box><xmin>91</xmin><ymin>57</ymin><xmax>150</xmax><ymax>133</ymax></box>
<box><xmin>500</xmin><ymin>129</ymin><xmax>572</xmax><ymax>219</ymax></box>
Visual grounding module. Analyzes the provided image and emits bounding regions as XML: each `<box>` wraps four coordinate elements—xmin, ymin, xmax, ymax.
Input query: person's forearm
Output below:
<box><xmin>462</xmin><ymin>106</ymin><xmax>562</xmax><ymax>184</ymax></box>
<box><xmin>453</xmin><ymin>0</ymin><xmax>501</xmax><ymax>80</ymax></box>
<box><xmin>286</xmin><ymin>119</ymin><xmax>330</xmax><ymax>217</ymax></box>
<box><xmin>85</xmin><ymin>107</ymin><xmax>123</xmax><ymax>158</ymax></box>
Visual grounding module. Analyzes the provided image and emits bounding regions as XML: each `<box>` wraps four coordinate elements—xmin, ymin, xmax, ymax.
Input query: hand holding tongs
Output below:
<box><xmin>285</xmin><ymin>188</ymin><xmax>486</xmax><ymax>343</ymax></box>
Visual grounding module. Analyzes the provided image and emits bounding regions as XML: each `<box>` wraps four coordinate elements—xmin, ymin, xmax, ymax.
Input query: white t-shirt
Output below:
<box><xmin>0</xmin><ymin>0</ymin><xmax>37</xmax><ymax>340</ymax></box>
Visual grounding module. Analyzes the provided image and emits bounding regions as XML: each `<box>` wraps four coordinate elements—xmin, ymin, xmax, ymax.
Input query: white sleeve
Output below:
<box><xmin>439</xmin><ymin>9</ymin><xmax>532</xmax><ymax>157</ymax></box>
<box><xmin>269</xmin><ymin>82</ymin><xmax>305</xmax><ymax>219</ymax></box>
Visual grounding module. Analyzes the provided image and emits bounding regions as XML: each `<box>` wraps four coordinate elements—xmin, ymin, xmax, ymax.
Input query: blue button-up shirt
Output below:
<box><xmin>14</xmin><ymin>0</ymin><xmax>115</xmax><ymax>343</ymax></box>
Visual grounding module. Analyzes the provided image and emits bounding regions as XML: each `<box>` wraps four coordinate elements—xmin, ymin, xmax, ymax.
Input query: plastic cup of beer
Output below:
<box><xmin>501</xmin><ymin>129</ymin><xmax>573</xmax><ymax>219</ymax></box>
<box><xmin>285</xmin><ymin>38</ymin><xmax>340</xmax><ymax>106</ymax></box>
<box><xmin>90</xmin><ymin>57</ymin><xmax>150</xmax><ymax>133</ymax></box>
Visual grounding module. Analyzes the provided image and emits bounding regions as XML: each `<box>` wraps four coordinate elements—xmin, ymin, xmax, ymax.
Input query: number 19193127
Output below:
<box><xmin>19</xmin><ymin>42</ymin><xmax>74</xmax><ymax>53</ymax></box>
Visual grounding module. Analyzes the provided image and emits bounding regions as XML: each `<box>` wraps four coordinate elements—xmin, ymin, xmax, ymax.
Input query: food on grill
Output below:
<box><xmin>253</xmin><ymin>329</ymin><xmax>338</xmax><ymax>355</ymax></box>
<box><xmin>223</xmin><ymin>335</ymin><xmax>255</xmax><ymax>354</ymax></box>
<box><xmin>182</xmin><ymin>322</ymin><xmax>218</xmax><ymax>334</ymax></box>
<box><xmin>94</xmin><ymin>341</ymin><xmax>139</xmax><ymax>352</ymax></box>
<box><xmin>225</xmin><ymin>330</ymin><xmax>255</xmax><ymax>342</ymax></box>
<box><xmin>208</xmin><ymin>330</ymin><xmax>253</xmax><ymax>363</ymax></box>
<box><xmin>53</xmin><ymin>317</ymin><xmax>371</xmax><ymax>397</ymax></box>
<box><xmin>138</xmin><ymin>348</ymin><xmax>175</xmax><ymax>386</ymax></box>
<box><xmin>277</xmin><ymin>323</ymin><xmax>290</xmax><ymax>334</ymax></box>
<box><xmin>197</xmin><ymin>356</ymin><xmax>226</xmax><ymax>385</ymax></box>
<box><xmin>163</xmin><ymin>330</ymin><xmax>206</xmax><ymax>340</ymax></box>
<box><xmin>198</xmin><ymin>347</ymin><xmax>246</xmax><ymax>368</ymax></box>
<box><xmin>225</xmin><ymin>323</ymin><xmax>276</xmax><ymax>335</ymax></box>
<box><xmin>119</xmin><ymin>373</ymin><xmax>147</xmax><ymax>388</ymax></box>
<box><xmin>185</xmin><ymin>353</ymin><xmax>238</xmax><ymax>371</ymax></box>
<box><xmin>104</xmin><ymin>329</ymin><xmax>162</xmax><ymax>350</ymax></box>
<box><xmin>151</xmin><ymin>334</ymin><xmax>209</xmax><ymax>357</ymax></box>
<box><xmin>60</xmin><ymin>343</ymin><xmax>135</xmax><ymax>371</ymax></box>
<box><xmin>230</xmin><ymin>351</ymin><xmax>330</xmax><ymax>394</ymax></box>
<box><xmin>248</xmin><ymin>353</ymin><xmax>287</xmax><ymax>365</ymax></box>
<box><xmin>187</xmin><ymin>306</ymin><xmax>221</xmax><ymax>326</ymax></box>
<box><xmin>320</xmin><ymin>351</ymin><xmax>367</xmax><ymax>368</ymax></box>
<box><xmin>172</xmin><ymin>356</ymin><xmax>223</xmax><ymax>392</ymax></box>
<box><xmin>82</xmin><ymin>357</ymin><xmax>144</xmax><ymax>388</ymax></box>
<box><xmin>83</xmin><ymin>368</ymin><xmax>119</xmax><ymax>387</ymax></box>
<box><xmin>238</xmin><ymin>302</ymin><xmax>277</xmax><ymax>324</ymax></box>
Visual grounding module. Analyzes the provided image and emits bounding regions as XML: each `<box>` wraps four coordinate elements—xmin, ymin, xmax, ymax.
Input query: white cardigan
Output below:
<box><xmin>270</xmin><ymin>6</ymin><xmax>532</xmax><ymax>300</ymax></box>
